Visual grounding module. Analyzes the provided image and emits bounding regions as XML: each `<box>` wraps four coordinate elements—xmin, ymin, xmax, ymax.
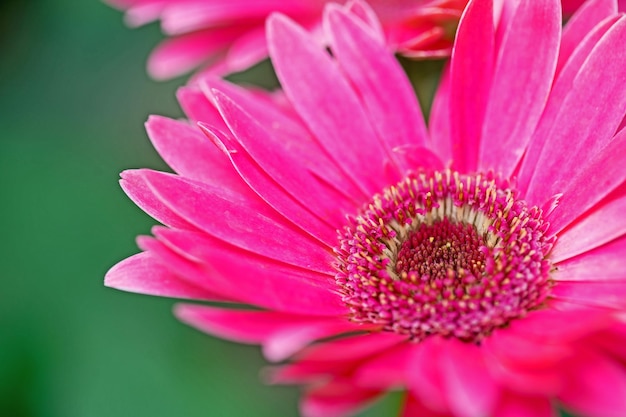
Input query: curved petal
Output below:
<box><xmin>559</xmin><ymin>350</ymin><xmax>626</xmax><ymax>417</ymax></box>
<box><xmin>137</xmin><ymin>169</ymin><xmax>334</xmax><ymax>253</ymax></box>
<box><xmin>267</xmin><ymin>13</ymin><xmax>390</xmax><ymax>196</ymax></box>
<box><xmin>546</xmin><ymin>127</ymin><xmax>626</xmax><ymax>233</ymax></box>
<box><xmin>175</xmin><ymin>304</ymin><xmax>364</xmax><ymax>362</ymax></box>
<box><xmin>478</xmin><ymin>0</ymin><xmax>561</xmax><ymax>176</ymax></box>
<box><xmin>557</xmin><ymin>0</ymin><xmax>618</xmax><ymax>76</ymax></box>
<box><xmin>428</xmin><ymin>65</ymin><xmax>452</xmax><ymax>165</ymax></box>
<box><xmin>198</xmin><ymin>123</ymin><xmax>339</xmax><ymax>246</ymax></box>
<box><xmin>120</xmin><ymin>170</ymin><xmax>197</xmax><ymax>230</ymax></box>
<box><xmin>325</xmin><ymin>5</ymin><xmax>429</xmax><ymax>175</ymax></box>
<box><xmin>517</xmin><ymin>14</ymin><xmax>620</xmax><ymax>194</ymax></box>
<box><xmin>401</xmin><ymin>394</ymin><xmax>453</xmax><ymax>417</ymax></box>
<box><xmin>105</xmin><ymin>252</ymin><xmax>225</xmax><ymax>301</ymax></box>
<box><xmin>493</xmin><ymin>392</ymin><xmax>557</xmax><ymax>417</ymax></box>
<box><xmin>176</xmin><ymin>85</ymin><xmax>229</xmax><ymax>131</ymax></box>
<box><xmin>138</xmin><ymin>236</ymin><xmax>347</xmax><ymax>316</ymax></box>
<box><xmin>551</xmin><ymin>183</ymin><xmax>626</xmax><ymax>263</ymax></box>
<box><xmin>449</xmin><ymin>0</ymin><xmax>494</xmax><ymax>173</ymax></box>
<box><xmin>300</xmin><ymin>381</ymin><xmax>381</xmax><ymax>417</ymax></box>
<box><xmin>550</xmin><ymin>281</ymin><xmax>626</xmax><ymax>309</ymax></box>
<box><xmin>212</xmin><ymin>90</ymin><xmax>356</xmax><ymax>228</ymax></box>
<box><xmin>200</xmin><ymin>77</ymin><xmax>359</xmax><ymax>199</ymax></box>
<box><xmin>522</xmin><ymin>17</ymin><xmax>626</xmax><ymax>206</ymax></box>
<box><xmin>145</xmin><ymin>115</ymin><xmax>243</xmax><ymax>188</ymax></box>
<box><xmin>152</xmin><ymin>226</ymin><xmax>334</xmax><ymax>275</ymax></box>
<box><xmin>440</xmin><ymin>341</ymin><xmax>499</xmax><ymax>417</ymax></box>
<box><xmin>554</xmin><ymin>232</ymin><xmax>626</xmax><ymax>284</ymax></box>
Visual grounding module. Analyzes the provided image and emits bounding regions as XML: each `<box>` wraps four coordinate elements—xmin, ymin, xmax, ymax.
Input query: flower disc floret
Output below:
<box><xmin>335</xmin><ymin>170</ymin><xmax>555</xmax><ymax>343</ymax></box>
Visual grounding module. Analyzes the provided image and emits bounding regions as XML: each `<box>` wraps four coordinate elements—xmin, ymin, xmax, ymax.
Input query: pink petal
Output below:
<box><xmin>449</xmin><ymin>0</ymin><xmax>494</xmax><ymax>172</ymax></box>
<box><xmin>267</xmin><ymin>14</ymin><xmax>390</xmax><ymax>196</ymax></box>
<box><xmin>505</xmin><ymin>308</ymin><xmax>611</xmax><ymax>342</ymax></box>
<box><xmin>120</xmin><ymin>170</ymin><xmax>197</xmax><ymax>230</ymax></box>
<box><xmin>152</xmin><ymin>226</ymin><xmax>334</xmax><ymax>275</ymax></box>
<box><xmin>345</xmin><ymin>1</ymin><xmax>385</xmax><ymax>40</ymax></box>
<box><xmin>200</xmin><ymin>77</ymin><xmax>360</xmax><ymax>199</ymax></box>
<box><xmin>559</xmin><ymin>350</ymin><xmax>626</xmax><ymax>417</ymax></box>
<box><xmin>478</xmin><ymin>0</ymin><xmax>561</xmax><ymax>176</ymax></box>
<box><xmin>325</xmin><ymin>6</ymin><xmax>429</xmax><ymax>175</ymax></box>
<box><xmin>295</xmin><ymin>332</ymin><xmax>405</xmax><ymax>364</ymax></box>
<box><xmin>353</xmin><ymin>343</ymin><xmax>413</xmax><ymax>389</ymax></box>
<box><xmin>148</xmin><ymin>29</ymin><xmax>234</xmax><ymax>80</ymax></box>
<box><xmin>212</xmin><ymin>89</ymin><xmax>356</xmax><ymax>229</ymax></box>
<box><xmin>555</xmin><ymin>234</ymin><xmax>626</xmax><ymax>281</ymax></box>
<box><xmin>137</xmin><ymin>169</ymin><xmax>334</xmax><ymax>254</ymax></box>
<box><xmin>300</xmin><ymin>381</ymin><xmax>381</xmax><ymax>417</ymax></box>
<box><xmin>138</xmin><ymin>235</ymin><xmax>347</xmax><ymax>316</ymax></box>
<box><xmin>223</xmin><ymin>27</ymin><xmax>269</xmax><ymax>73</ymax></box>
<box><xmin>557</xmin><ymin>0</ymin><xmax>618</xmax><ymax>76</ymax></box>
<box><xmin>176</xmin><ymin>85</ymin><xmax>229</xmax><ymax>131</ymax></box>
<box><xmin>105</xmin><ymin>252</ymin><xmax>224</xmax><ymax>300</ymax></box>
<box><xmin>198</xmin><ymin>123</ymin><xmax>340</xmax><ymax>246</ymax></box>
<box><xmin>401</xmin><ymin>394</ymin><xmax>453</xmax><ymax>417</ymax></box>
<box><xmin>545</xmin><ymin>127</ymin><xmax>626</xmax><ymax>233</ymax></box>
<box><xmin>428</xmin><ymin>65</ymin><xmax>452</xmax><ymax>165</ymax></box>
<box><xmin>551</xmin><ymin>183</ymin><xmax>626</xmax><ymax>262</ymax></box>
<box><xmin>175</xmin><ymin>304</ymin><xmax>363</xmax><ymax>362</ymax></box>
<box><xmin>550</xmin><ymin>281</ymin><xmax>626</xmax><ymax>309</ymax></box>
<box><xmin>521</xmin><ymin>16</ymin><xmax>626</xmax><ymax>206</ymax></box>
<box><xmin>440</xmin><ymin>341</ymin><xmax>499</xmax><ymax>417</ymax></box>
<box><xmin>493</xmin><ymin>392</ymin><xmax>557</xmax><ymax>417</ymax></box>
<box><xmin>486</xmin><ymin>328</ymin><xmax>572</xmax><ymax>369</ymax></box>
<box><xmin>145</xmin><ymin>115</ymin><xmax>242</xmax><ymax>188</ymax></box>
<box><xmin>407</xmin><ymin>337</ymin><xmax>449</xmax><ymax>413</ymax></box>
<box><xmin>517</xmin><ymin>14</ymin><xmax>620</xmax><ymax>194</ymax></box>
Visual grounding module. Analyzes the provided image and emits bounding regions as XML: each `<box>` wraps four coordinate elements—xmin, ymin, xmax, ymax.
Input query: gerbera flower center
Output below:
<box><xmin>335</xmin><ymin>170</ymin><xmax>554</xmax><ymax>343</ymax></box>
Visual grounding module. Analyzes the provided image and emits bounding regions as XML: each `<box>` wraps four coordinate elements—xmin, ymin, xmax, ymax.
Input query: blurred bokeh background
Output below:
<box><xmin>0</xmin><ymin>0</ymin><xmax>404</xmax><ymax>415</ymax></box>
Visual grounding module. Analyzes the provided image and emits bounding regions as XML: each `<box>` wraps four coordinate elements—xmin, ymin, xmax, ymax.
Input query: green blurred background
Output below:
<box><xmin>0</xmin><ymin>0</ymin><xmax>402</xmax><ymax>416</ymax></box>
<box><xmin>0</xmin><ymin>1</ymin><xmax>576</xmax><ymax>416</ymax></box>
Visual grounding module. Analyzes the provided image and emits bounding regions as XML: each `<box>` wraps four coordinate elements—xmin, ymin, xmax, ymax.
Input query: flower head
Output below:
<box><xmin>107</xmin><ymin>0</ymin><xmax>626</xmax><ymax>416</ymax></box>
<box><xmin>105</xmin><ymin>0</ymin><xmax>467</xmax><ymax>79</ymax></box>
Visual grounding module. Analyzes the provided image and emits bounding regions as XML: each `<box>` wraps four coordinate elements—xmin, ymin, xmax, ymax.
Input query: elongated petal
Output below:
<box><xmin>551</xmin><ymin>183</ymin><xmax>626</xmax><ymax>262</ymax></box>
<box><xmin>429</xmin><ymin>65</ymin><xmax>452</xmax><ymax>165</ymax></box>
<box><xmin>145</xmin><ymin>115</ymin><xmax>243</xmax><ymax>188</ymax></box>
<box><xmin>175</xmin><ymin>304</ymin><xmax>363</xmax><ymax>361</ymax></box>
<box><xmin>551</xmin><ymin>281</ymin><xmax>626</xmax><ymax>309</ymax></box>
<box><xmin>401</xmin><ymin>394</ymin><xmax>453</xmax><ymax>417</ymax></box>
<box><xmin>212</xmin><ymin>90</ymin><xmax>355</xmax><ymax>228</ymax></box>
<box><xmin>555</xmin><ymin>235</ymin><xmax>626</xmax><ymax>281</ymax></box>
<box><xmin>479</xmin><ymin>0</ymin><xmax>560</xmax><ymax>176</ymax></box>
<box><xmin>441</xmin><ymin>341</ymin><xmax>499</xmax><ymax>417</ymax></box>
<box><xmin>267</xmin><ymin>14</ymin><xmax>389</xmax><ymax>196</ymax></box>
<box><xmin>153</xmin><ymin>226</ymin><xmax>334</xmax><ymax>275</ymax></box>
<box><xmin>557</xmin><ymin>0</ymin><xmax>618</xmax><ymax>75</ymax></box>
<box><xmin>494</xmin><ymin>392</ymin><xmax>557</xmax><ymax>417</ymax></box>
<box><xmin>301</xmin><ymin>381</ymin><xmax>381</xmax><ymax>417</ymax></box>
<box><xmin>325</xmin><ymin>6</ymin><xmax>428</xmax><ymax>175</ymax></box>
<box><xmin>517</xmin><ymin>14</ymin><xmax>620</xmax><ymax>193</ymax></box>
<box><xmin>198</xmin><ymin>123</ymin><xmax>339</xmax><ymax>246</ymax></box>
<box><xmin>522</xmin><ymin>17</ymin><xmax>626</xmax><ymax>205</ymax></box>
<box><xmin>139</xmin><ymin>236</ymin><xmax>347</xmax><ymax>315</ymax></box>
<box><xmin>559</xmin><ymin>351</ymin><xmax>626</xmax><ymax>417</ymax></box>
<box><xmin>105</xmin><ymin>252</ymin><xmax>224</xmax><ymax>300</ymax></box>
<box><xmin>546</xmin><ymin>127</ymin><xmax>626</xmax><ymax>233</ymax></box>
<box><xmin>120</xmin><ymin>170</ymin><xmax>197</xmax><ymax>230</ymax></box>
<box><xmin>449</xmin><ymin>0</ymin><xmax>494</xmax><ymax>172</ymax></box>
<box><xmin>137</xmin><ymin>169</ymin><xmax>333</xmax><ymax>255</ymax></box>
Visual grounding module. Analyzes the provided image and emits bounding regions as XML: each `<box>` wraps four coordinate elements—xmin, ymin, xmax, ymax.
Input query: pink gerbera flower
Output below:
<box><xmin>105</xmin><ymin>0</ymin><xmax>466</xmax><ymax>79</ymax></box>
<box><xmin>107</xmin><ymin>0</ymin><xmax>626</xmax><ymax>416</ymax></box>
